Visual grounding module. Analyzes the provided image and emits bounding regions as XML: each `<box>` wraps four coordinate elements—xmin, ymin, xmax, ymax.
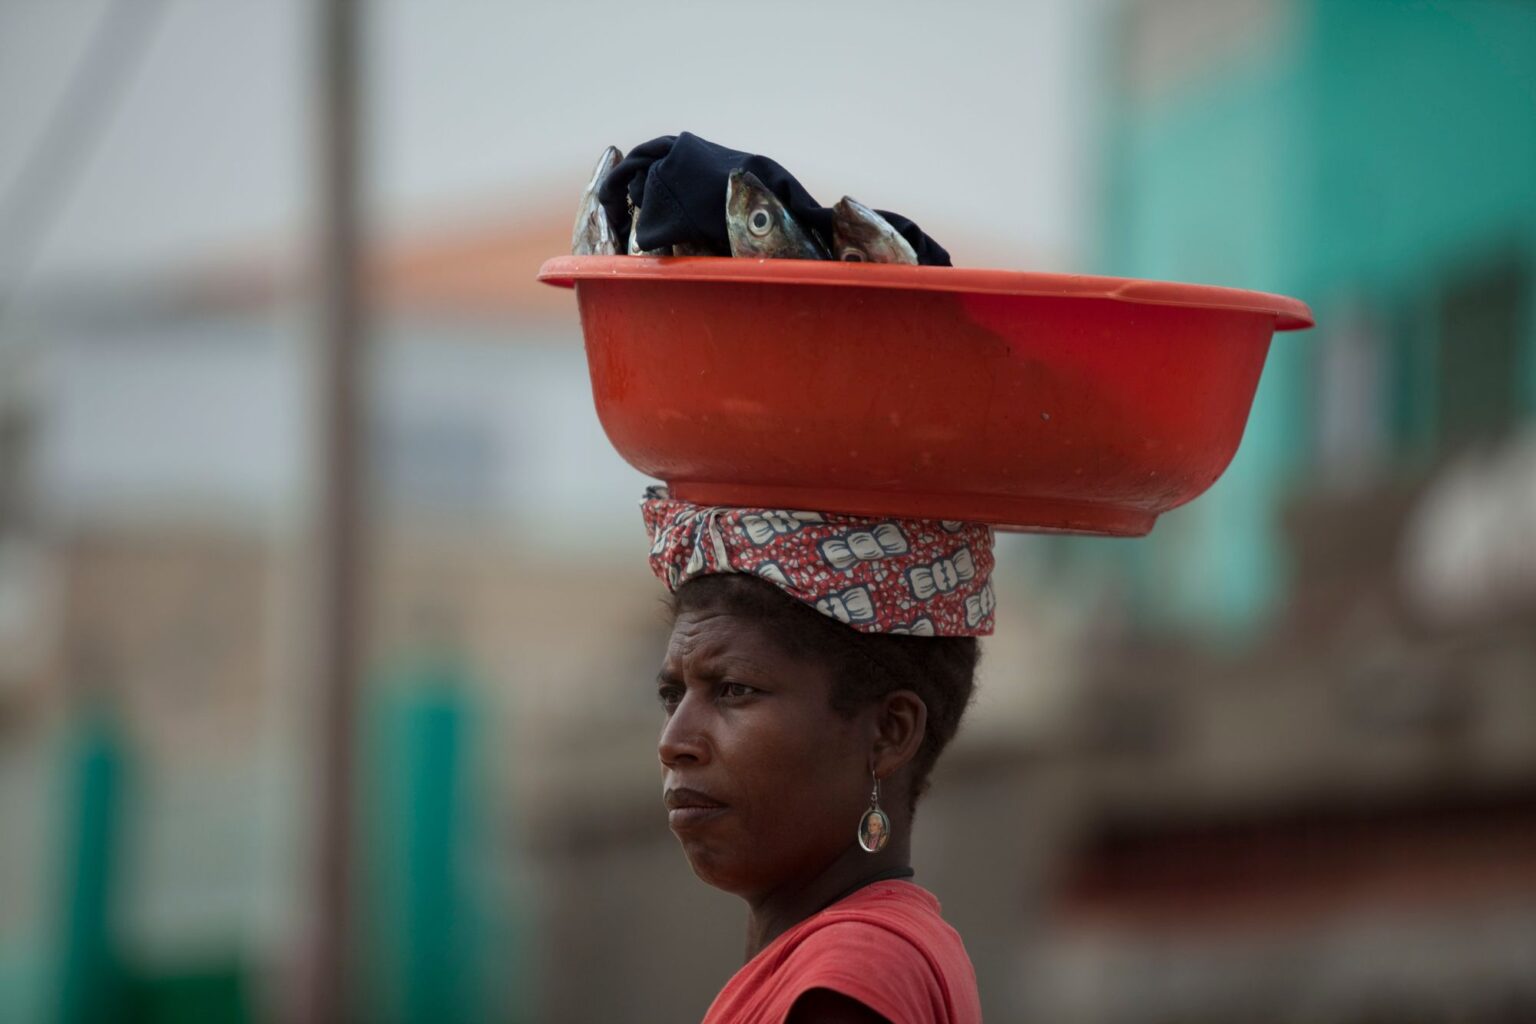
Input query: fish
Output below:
<box><xmin>628</xmin><ymin>204</ymin><xmax>670</xmax><ymax>256</ymax></box>
<box><xmin>831</xmin><ymin>196</ymin><xmax>918</xmax><ymax>264</ymax></box>
<box><xmin>571</xmin><ymin>146</ymin><xmax>622</xmax><ymax>255</ymax></box>
<box><xmin>670</xmin><ymin>240</ymin><xmax>717</xmax><ymax>257</ymax></box>
<box><xmin>725</xmin><ymin>170</ymin><xmax>827</xmax><ymax>260</ymax></box>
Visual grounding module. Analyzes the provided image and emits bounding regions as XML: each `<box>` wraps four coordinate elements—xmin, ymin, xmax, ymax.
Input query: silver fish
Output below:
<box><xmin>628</xmin><ymin>204</ymin><xmax>669</xmax><ymax>256</ymax></box>
<box><xmin>572</xmin><ymin>146</ymin><xmax>622</xmax><ymax>255</ymax></box>
<box><xmin>725</xmin><ymin>170</ymin><xmax>827</xmax><ymax>260</ymax></box>
<box><xmin>831</xmin><ymin>196</ymin><xmax>918</xmax><ymax>264</ymax></box>
<box><xmin>671</xmin><ymin>240</ymin><xmax>716</xmax><ymax>257</ymax></box>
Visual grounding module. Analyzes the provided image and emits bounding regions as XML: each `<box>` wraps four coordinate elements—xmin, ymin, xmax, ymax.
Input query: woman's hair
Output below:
<box><xmin>669</xmin><ymin>573</ymin><xmax>980</xmax><ymax>814</ymax></box>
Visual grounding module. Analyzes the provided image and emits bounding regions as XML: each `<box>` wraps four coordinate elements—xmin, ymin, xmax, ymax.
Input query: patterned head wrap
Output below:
<box><xmin>641</xmin><ymin>486</ymin><xmax>996</xmax><ymax>636</ymax></box>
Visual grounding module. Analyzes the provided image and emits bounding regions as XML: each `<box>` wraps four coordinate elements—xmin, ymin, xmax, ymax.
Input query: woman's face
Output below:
<box><xmin>657</xmin><ymin>606</ymin><xmax>870</xmax><ymax>899</ymax></box>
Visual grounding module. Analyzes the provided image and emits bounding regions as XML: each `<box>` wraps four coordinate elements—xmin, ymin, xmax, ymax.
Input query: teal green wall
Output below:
<box><xmin>1098</xmin><ymin>5</ymin><xmax>1313</xmax><ymax>636</ymax></box>
<box><xmin>1303</xmin><ymin>0</ymin><xmax>1536</xmax><ymax>446</ymax></box>
<box><xmin>1093</xmin><ymin>0</ymin><xmax>1536</xmax><ymax>636</ymax></box>
<box><xmin>1302</xmin><ymin>2</ymin><xmax>1536</xmax><ymax>297</ymax></box>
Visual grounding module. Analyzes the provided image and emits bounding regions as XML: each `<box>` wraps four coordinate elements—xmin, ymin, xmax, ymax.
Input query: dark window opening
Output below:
<box><xmin>1433</xmin><ymin>252</ymin><xmax>1529</xmax><ymax>451</ymax></box>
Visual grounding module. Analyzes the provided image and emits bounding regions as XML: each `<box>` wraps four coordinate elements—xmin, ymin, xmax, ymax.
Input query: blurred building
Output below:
<box><xmin>1093</xmin><ymin>0</ymin><xmax>1536</xmax><ymax>634</ymax></box>
<box><xmin>1014</xmin><ymin>2</ymin><xmax>1536</xmax><ymax>1021</ymax></box>
<box><xmin>0</xmin><ymin>209</ymin><xmax>669</xmax><ymax>1020</ymax></box>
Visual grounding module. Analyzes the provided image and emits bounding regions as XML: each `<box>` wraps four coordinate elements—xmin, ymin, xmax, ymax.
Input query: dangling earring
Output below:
<box><xmin>858</xmin><ymin>770</ymin><xmax>891</xmax><ymax>853</ymax></box>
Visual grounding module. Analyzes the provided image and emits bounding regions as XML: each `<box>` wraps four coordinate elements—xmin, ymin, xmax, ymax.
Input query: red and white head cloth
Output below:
<box><xmin>641</xmin><ymin>486</ymin><xmax>996</xmax><ymax>636</ymax></box>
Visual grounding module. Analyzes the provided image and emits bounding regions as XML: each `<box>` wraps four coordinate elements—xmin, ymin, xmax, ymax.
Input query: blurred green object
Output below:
<box><xmin>122</xmin><ymin>964</ymin><xmax>251</xmax><ymax>1024</ymax></box>
<box><xmin>360</xmin><ymin>643</ymin><xmax>512</xmax><ymax>1024</ymax></box>
<box><xmin>54</xmin><ymin>713</ymin><xmax>126</xmax><ymax>1024</ymax></box>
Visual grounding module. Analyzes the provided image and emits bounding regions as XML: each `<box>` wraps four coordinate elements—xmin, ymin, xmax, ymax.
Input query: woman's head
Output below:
<box><xmin>656</xmin><ymin>572</ymin><xmax>979</xmax><ymax>898</ymax></box>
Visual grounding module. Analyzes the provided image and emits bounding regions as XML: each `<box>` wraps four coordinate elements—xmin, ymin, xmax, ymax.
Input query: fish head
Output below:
<box><xmin>726</xmin><ymin>170</ymin><xmax>826</xmax><ymax>260</ymax></box>
<box><xmin>628</xmin><ymin>203</ymin><xmax>669</xmax><ymax>256</ymax></box>
<box><xmin>572</xmin><ymin>145</ymin><xmax>622</xmax><ymax>255</ymax></box>
<box><xmin>831</xmin><ymin>196</ymin><xmax>918</xmax><ymax>265</ymax></box>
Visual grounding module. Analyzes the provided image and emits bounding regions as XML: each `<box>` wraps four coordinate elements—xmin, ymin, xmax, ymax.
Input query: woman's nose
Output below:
<box><xmin>658</xmin><ymin>694</ymin><xmax>711</xmax><ymax>768</ymax></box>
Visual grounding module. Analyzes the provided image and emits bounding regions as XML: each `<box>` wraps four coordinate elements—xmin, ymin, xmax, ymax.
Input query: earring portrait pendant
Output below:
<box><xmin>858</xmin><ymin>807</ymin><xmax>890</xmax><ymax>853</ymax></box>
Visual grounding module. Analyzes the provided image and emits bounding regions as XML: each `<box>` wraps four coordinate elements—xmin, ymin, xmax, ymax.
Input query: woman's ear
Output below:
<box><xmin>871</xmin><ymin>690</ymin><xmax>927</xmax><ymax>781</ymax></box>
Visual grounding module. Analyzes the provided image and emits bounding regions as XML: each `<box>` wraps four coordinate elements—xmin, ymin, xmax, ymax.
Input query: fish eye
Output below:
<box><xmin>749</xmin><ymin>208</ymin><xmax>773</xmax><ymax>236</ymax></box>
<box><xmin>841</xmin><ymin>248</ymin><xmax>865</xmax><ymax>262</ymax></box>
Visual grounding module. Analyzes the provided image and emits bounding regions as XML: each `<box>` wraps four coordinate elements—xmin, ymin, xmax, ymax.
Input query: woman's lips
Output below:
<box><xmin>665</xmin><ymin>787</ymin><xmax>729</xmax><ymax>829</ymax></box>
<box><xmin>668</xmin><ymin>806</ymin><xmax>729</xmax><ymax>829</ymax></box>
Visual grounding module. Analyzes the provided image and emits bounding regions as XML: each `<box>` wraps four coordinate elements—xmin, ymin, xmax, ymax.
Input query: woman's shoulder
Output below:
<box><xmin>702</xmin><ymin>882</ymin><xmax>981</xmax><ymax>1024</ymax></box>
<box><xmin>807</xmin><ymin>881</ymin><xmax>966</xmax><ymax>953</ymax></box>
<box><xmin>800</xmin><ymin>882</ymin><xmax>968</xmax><ymax>958</ymax></box>
<box><xmin>779</xmin><ymin>882</ymin><xmax>980</xmax><ymax>1023</ymax></box>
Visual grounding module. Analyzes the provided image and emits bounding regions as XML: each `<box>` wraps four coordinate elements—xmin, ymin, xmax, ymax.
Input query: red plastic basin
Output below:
<box><xmin>537</xmin><ymin>256</ymin><xmax>1313</xmax><ymax>536</ymax></box>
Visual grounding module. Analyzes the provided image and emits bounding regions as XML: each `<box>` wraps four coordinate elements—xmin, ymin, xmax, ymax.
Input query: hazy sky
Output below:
<box><xmin>0</xmin><ymin>0</ymin><xmax>1107</xmax><ymax>290</ymax></box>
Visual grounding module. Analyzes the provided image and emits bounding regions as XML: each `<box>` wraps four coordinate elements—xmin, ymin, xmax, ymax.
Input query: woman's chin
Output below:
<box><xmin>677</xmin><ymin>839</ymin><xmax>758</xmax><ymax>895</ymax></box>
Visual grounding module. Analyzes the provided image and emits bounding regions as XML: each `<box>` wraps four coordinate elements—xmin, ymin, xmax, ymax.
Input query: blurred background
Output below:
<box><xmin>1</xmin><ymin>0</ymin><xmax>1534</xmax><ymax>1021</ymax></box>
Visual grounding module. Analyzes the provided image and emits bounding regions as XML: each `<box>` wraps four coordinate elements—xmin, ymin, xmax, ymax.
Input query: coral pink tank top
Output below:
<box><xmin>700</xmin><ymin>881</ymin><xmax>981</xmax><ymax>1024</ymax></box>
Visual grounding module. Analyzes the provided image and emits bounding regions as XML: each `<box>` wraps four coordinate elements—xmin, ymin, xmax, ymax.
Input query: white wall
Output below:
<box><xmin>30</xmin><ymin>313</ymin><xmax>652</xmax><ymax>551</ymax></box>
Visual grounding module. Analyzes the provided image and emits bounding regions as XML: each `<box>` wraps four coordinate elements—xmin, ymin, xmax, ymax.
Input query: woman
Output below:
<box><xmin>644</xmin><ymin>488</ymin><xmax>992</xmax><ymax>1023</ymax></box>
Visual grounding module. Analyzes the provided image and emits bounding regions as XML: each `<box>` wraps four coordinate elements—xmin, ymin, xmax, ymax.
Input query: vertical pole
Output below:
<box><xmin>302</xmin><ymin>0</ymin><xmax>368</xmax><ymax>1020</ymax></box>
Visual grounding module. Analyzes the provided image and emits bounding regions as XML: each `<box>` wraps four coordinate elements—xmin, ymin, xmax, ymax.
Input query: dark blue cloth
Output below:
<box><xmin>597</xmin><ymin>132</ymin><xmax>952</xmax><ymax>266</ymax></box>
